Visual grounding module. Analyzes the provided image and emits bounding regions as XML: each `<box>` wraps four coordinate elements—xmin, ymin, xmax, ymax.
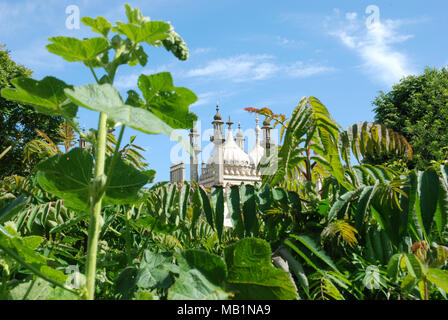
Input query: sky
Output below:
<box><xmin>1</xmin><ymin>0</ymin><xmax>448</xmax><ymax>182</ymax></box>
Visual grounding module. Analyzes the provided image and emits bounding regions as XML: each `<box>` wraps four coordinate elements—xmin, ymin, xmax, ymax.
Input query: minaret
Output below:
<box><xmin>211</xmin><ymin>104</ymin><xmax>225</xmax><ymax>185</ymax></box>
<box><xmin>236</xmin><ymin>122</ymin><xmax>245</xmax><ymax>151</ymax></box>
<box><xmin>189</xmin><ymin>125</ymin><xmax>201</xmax><ymax>181</ymax></box>
<box><xmin>255</xmin><ymin>115</ymin><xmax>261</xmax><ymax>145</ymax></box>
<box><xmin>262</xmin><ymin>117</ymin><xmax>272</xmax><ymax>152</ymax></box>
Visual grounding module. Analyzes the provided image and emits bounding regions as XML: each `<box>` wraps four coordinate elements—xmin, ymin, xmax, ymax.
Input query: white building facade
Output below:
<box><xmin>170</xmin><ymin>105</ymin><xmax>275</xmax><ymax>188</ymax></box>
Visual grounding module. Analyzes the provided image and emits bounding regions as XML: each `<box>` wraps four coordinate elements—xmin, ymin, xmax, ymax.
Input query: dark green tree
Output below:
<box><xmin>0</xmin><ymin>45</ymin><xmax>65</xmax><ymax>178</ymax></box>
<box><xmin>372</xmin><ymin>66</ymin><xmax>448</xmax><ymax>169</ymax></box>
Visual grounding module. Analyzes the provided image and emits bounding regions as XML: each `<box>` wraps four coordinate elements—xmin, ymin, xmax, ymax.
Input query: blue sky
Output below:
<box><xmin>2</xmin><ymin>0</ymin><xmax>448</xmax><ymax>182</ymax></box>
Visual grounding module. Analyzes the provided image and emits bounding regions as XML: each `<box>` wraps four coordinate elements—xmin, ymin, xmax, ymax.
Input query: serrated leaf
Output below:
<box><xmin>36</xmin><ymin>148</ymin><xmax>150</xmax><ymax>212</ymax></box>
<box><xmin>114</xmin><ymin>21</ymin><xmax>170</xmax><ymax>44</ymax></box>
<box><xmin>81</xmin><ymin>16</ymin><xmax>112</xmax><ymax>37</ymax></box>
<box><xmin>64</xmin><ymin>83</ymin><xmax>194</xmax><ymax>154</ymax></box>
<box><xmin>138</xmin><ymin>72</ymin><xmax>197</xmax><ymax>129</ymax></box>
<box><xmin>46</xmin><ymin>37</ymin><xmax>109</xmax><ymax>62</ymax></box>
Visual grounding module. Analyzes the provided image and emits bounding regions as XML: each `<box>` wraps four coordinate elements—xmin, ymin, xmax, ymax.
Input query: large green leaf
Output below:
<box><xmin>416</xmin><ymin>169</ymin><xmax>439</xmax><ymax>237</ymax></box>
<box><xmin>227</xmin><ymin>185</ymin><xmax>243</xmax><ymax>237</ymax></box>
<box><xmin>46</xmin><ymin>37</ymin><xmax>109</xmax><ymax>62</ymax></box>
<box><xmin>435</xmin><ymin>165</ymin><xmax>448</xmax><ymax>237</ymax></box>
<box><xmin>211</xmin><ymin>186</ymin><xmax>224</xmax><ymax>241</ymax></box>
<box><xmin>265</xmin><ymin>97</ymin><xmax>313</xmax><ymax>185</ymax></box>
<box><xmin>36</xmin><ymin>148</ymin><xmax>150</xmax><ymax>212</ymax></box>
<box><xmin>136</xmin><ymin>250</ymin><xmax>177</xmax><ymax>289</ymax></box>
<box><xmin>81</xmin><ymin>16</ymin><xmax>112</xmax><ymax>37</ymax></box>
<box><xmin>7</xmin><ymin>278</ymin><xmax>78</xmax><ymax>300</ymax></box>
<box><xmin>168</xmin><ymin>249</ymin><xmax>228</xmax><ymax>300</ymax></box>
<box><xmin>138</xmin><ymin>72</ymin><xmax>197</xmax><ymax>129</ymax></box>
<box><xmin>104</xmin><ymin>156</ymin><xmax>151</xmax><ymax>205</ymax></box>
<box><xmin>240</xmin><ymin>184</ymin><xmax>257</xmax><ymax>236</ymax></box>
<box><xmin>197</xmin><ymin>185</ymin><xmax>214</xmax><ymax>228</ymax></box>
<box><xmin>1</xmin><ymin>76</ymin><xmax>77</xmax><ymax>118</ymax></box>
<box><xmin>64</xmin><ymin>83</ymin><xmax>194</xmax><ymax>154</ymax></box>
<box><xmin>0</xmin><ymin>195</ymin><xmax>28</xmax><ymax>224</ymax></box>
<box><xmin>114</xmin><ymin>21</ymin><xmax>170</xmax><ymax>44</ymax></box>
<box><xmin>427</xmin><ymin>268</ymin><xmax>448</xmax><ymax>293</ymax></box>
<box><xmin>308</xmin><ymin>97</ymin><xmax>349</xmax><ymax>190</ymax></box>
<box><xmin>224</xmin><ymin>238</ymin><xmax>297</xmax><ymax>300</ymax></box>
<box><xmin>290</xmin><ymin>234</ymin><xmax>339</xmax><ymax>273</ymax></box>
<box><xmin>36</xmin><ymin>148</ymin><xmax>93</xmax><ymax>212</ymax></box>
<box><xmin>327</xmin><ymin>187</ymin><xmax>363</xmax><ymax>222</ymax></box>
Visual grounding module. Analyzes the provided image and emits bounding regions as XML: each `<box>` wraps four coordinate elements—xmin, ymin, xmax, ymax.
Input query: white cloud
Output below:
<box><xmin>185</xmin><ymin>54</ymin><xmax>279</xmax><ymax>82</ymax></box>
<box><xmin>184</xmin><ymin>54</ymin><xmax>333</xmax><ymax>82</ymax></box>
<box><xmin>287</xmin><ymin>62</ymin><xmax>337</xmax><ymax>78</ymax></box>
<box><xmin>329</xmin><ymin>10</ymin><xmax>416</xmax><ymax>86</ymax></box>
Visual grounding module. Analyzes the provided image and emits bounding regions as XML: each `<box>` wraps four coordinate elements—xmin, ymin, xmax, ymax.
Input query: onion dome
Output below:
<box><xmin>213</xmin><ymin>104</ymin><xmax>222</xmax><ymax>121</ymax></box>
<box><xmin>207</xmin><ymin>127</ymin><xmax>251</xmax><ymax>166</ymax></box>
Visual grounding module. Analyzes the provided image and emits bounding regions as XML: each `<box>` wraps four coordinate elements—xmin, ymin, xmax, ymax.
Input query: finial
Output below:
<box><xmin>255</xmin><ymin>114</ymin><xmax>259</xmax><ymax>126</ymax></box>
<box><xmin>226</xmin><ymin>116</ymin><xmax>233</xmax><ymax>129</ymax></box>
<box><xmin>213</xmin><ymin>103</ymin><xmax>222</xmax><ymax>121</ymax></box>
<box><xmin>238</xmin><ymin>122</ymin><xmax>241</xmax><ymax>130</ymax></box>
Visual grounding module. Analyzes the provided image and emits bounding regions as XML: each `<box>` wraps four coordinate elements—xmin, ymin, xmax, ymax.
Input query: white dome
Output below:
<box><xmin>223</xmin><ymin>129</ymin><xmax>251</xmax><ymax>165</ymax></box>
<box><xmin>207</xmin><ymin>129</ymin><xmax>251</xmax><ymax>165</ymax></box>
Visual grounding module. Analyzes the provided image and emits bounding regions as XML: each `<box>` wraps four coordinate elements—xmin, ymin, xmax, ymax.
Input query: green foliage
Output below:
<box><xmin>224</xmin><ymin>238</ymin><xmax>297</xmax><ymax>300</ymax></box>
<box><xmin>1</xmin><ymin>76</ymin><xmax>78</xmax><ymax>119</ymax></box>
<box><xmin>373</xmin><ymin>67</ymin><xmax>448</xmax><ymax>169</ymax></box>
<box><xmin>36</xmin><ymin>148</ymin><xmax>151</xmax><ymax>212</ymax></box>
<box><xmin>46</xmin><ymin>37</ymin><xmax>109</xmax><ymax>63</ymax></box>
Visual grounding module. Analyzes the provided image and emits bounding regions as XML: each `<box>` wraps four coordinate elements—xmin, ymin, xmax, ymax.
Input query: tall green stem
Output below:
<box><xmin>85</xmin><ymin>111</ymin><xmax>108</xmax><ymax>300</ymax></box>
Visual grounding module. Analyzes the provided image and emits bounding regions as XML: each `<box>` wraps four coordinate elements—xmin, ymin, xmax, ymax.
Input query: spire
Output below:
<box><xmin>236</xmin><ymin>121</ymin><xmax>245</xmax><ymax>150</ymax></box>
<box><xmin>237</xmin><ymin>122</ymin><xmax>243</xmax><ymax>137</ymax></box>
<box><xmin>226</xmin><ymin>116</ymin><xmax>233</xmax><ymax>130</ymax></box>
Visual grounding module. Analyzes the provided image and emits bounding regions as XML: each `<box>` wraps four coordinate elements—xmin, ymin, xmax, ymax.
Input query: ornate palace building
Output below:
<box><xmin>170</xmin><ymin>105</ymin><xmax>275</xmax><ymax>187</ymax></box>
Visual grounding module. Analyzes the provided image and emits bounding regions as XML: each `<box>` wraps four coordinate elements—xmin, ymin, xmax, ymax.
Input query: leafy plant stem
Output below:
<box><xmin>85</xmin><ymin>111</ymin><xmax>108</xmax><ymax>300</ymax></box>
<box><xmin>89</xmin><ymin>66</ymin><xmax>100</xmax><ymax>84</ymax></box>
<box><xmin>105</xmin><ymin>125</ymin><xmax>126</xmax><ymax>189</ymax></box>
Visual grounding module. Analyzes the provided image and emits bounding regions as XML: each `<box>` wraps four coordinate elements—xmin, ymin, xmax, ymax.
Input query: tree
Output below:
<box><xmin>0</xmin><ymin>45</ymin><xmax>65</xmax><ymax>178</ymax></box>
<box><xmin>372</xmin><ymin>67</ymin><xmax>448</xmax><ymax>169</ymax></box>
